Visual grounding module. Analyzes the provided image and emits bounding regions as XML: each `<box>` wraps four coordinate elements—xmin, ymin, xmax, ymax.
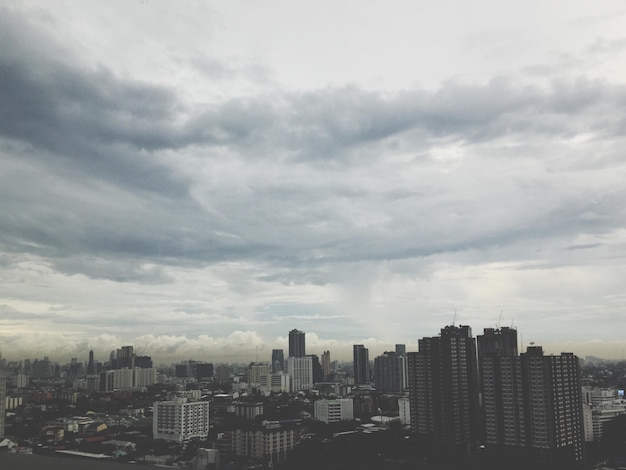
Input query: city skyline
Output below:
<box><xmin>2</xmin><ymin>2</ymin><xmax>626</xmax><ymax>363</ymax></box>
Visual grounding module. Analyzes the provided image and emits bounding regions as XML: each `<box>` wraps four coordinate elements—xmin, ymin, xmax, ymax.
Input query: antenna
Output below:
<box><xmin>497</xmin><ymin>310</ymin><xmax>503</xmax><ymax>329</ymax></box>
<box><xmin>452</xmin><ymin>309</ymin><xmax>457</xmax><ymax>327</ymax></box>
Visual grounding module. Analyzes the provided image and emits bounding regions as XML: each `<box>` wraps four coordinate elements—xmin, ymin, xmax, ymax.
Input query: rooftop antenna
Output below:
<box><xmin>452</xmin><ymin>309</ymin><xmax>457</xmax><ymax>327</ymax></box>
<box><xmin>497</xmin><ymin>310</ymin><xmax>503</xmax><ymax>329</ymax></box>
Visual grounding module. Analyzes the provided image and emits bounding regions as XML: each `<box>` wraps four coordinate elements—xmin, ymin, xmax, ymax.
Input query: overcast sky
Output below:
<box><xmin>1</xmin><ymin>0</ymin><xmax>626</xmax><ymax>364</ymax></box>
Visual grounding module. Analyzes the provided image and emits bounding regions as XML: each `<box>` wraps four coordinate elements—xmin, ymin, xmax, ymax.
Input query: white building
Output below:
<box><xmin>314</xmin><ymin>398</ymin><xmax>353</xmax><ymax>424</ymax></box>
<box><xmin>259</xmin><ymin>373</ymin><xmax>291</xmax><ymax>394</ymax></box>
<box><xmin>286</xmin><ymin>356</ymin><xmax>313</xmax><ymax>392</ymax></box>
<box><xmin>153</xmin><ymin>398</ymin><xmax>210</xmax><ymax>443</ymax></box>
<box><xmin>100</xmin><ymin>368</ymin><xmax>157</xmax><ymax>391</ymax></box>
<box><xmin>398</xmin><ymin>396</ymin><xmax>411</xmax><ymax>426</ymax></box>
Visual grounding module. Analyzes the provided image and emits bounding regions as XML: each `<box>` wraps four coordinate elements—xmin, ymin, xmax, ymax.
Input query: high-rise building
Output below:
<box><xmin>308</xmin><ymin>355</ymin><xmax>323</xmax><ymax>384</ymax></box>
<box><xmin>271</xmin><ymin>349</ymin><xmax>284</xmax><ymax>373</ymax></box>
<box><xmin>289</xmin><ymin>329</ymin><xmax>306</xmax><ymax>358</ymax></box>
<box><xmin>407</xmin><ymin>325</ymin><xmax>480</xmax><ymax>460</ymax></box>
<box><xmin>0</xmin><ymin>372</ymin><xmax>6</xmax><ymax>439</ymax></box>
<box><xmin>477</xmin><ymin>327</ymin><xmax>525</xmax><ymax>451</ymax></box>
<box><xmin>520</xmin><ymin>347</ymin><xmax>585</xmax><ymax>469</ymax></box>
<box><xmin>115</xmin><ymin>345</ymin><xmax>134</xmax><ymax>369</ymax></box>
<box><xmin>86</xmin><ymin>350</ymin><xmax>96</xmax><ymax>375</ymax></box>
<box><xmin>286</xmin><ymin>356</ymin><xmax>313</xmax><ymax>391</ymax></box>
<box><xmin>153</xmin><ymin>398</ymin><xmax>210</xmax><ymax>443</ymax></box>
<box><xmin>374</xmin><ymin>351</ymin><xmax>402</xmax><ymax>393</ymax></box>
<box><xmin>477</xmin><ymin>328</ymin><xmax>585</xmax><ymax>469</ymax></box>
<box><xmin>321</xmin><ymin>350</ymin><xmax>331</xmax><ymax>378</ymax></box>
<box><xmin>395</xmin><ymin>344</ymin><xmax>406</xmax><ymax>356</ymax></box>
<box><xmin>353</xmin><ymin>345</ymin><xmax>370</xmax><ymax>385</ymax></box>
<box><xmin>248</xmin><ymin>363</ymin><xmax>271</xmax><ymax>385</ymax></box>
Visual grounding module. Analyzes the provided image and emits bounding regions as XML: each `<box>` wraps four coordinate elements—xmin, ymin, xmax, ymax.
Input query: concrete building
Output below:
<box><xmin>374</xmin><ymin>351</ymin><xmax>403</xmax><ymax>393</ymax></box>
<box><xmin>232</xmin><ymin>423</ymin><xmax>299</xmax><ymax>466</ymax></box>
<box><xmin>321</xmin><ymin>350</ymin><xmax>331</xmax><ymax>378</ymax></box>
<box><xmin>286</xmin><ymin>356</ymin><xmax>313</xmax><ymax>392</ymax></box>
<box><xmin>153</xmin><ymin>398</ymin><xmax>210</xmax><ymax>443</ymax></box>
<box><xmin>260</xmin><ymin>372</ymin><xmax>291</xmax><ymax>394</ymax></box>
<box><xmin>248</xmin><ymin>363</ymin><xmax>270</xmax><ymax>386</ymax></box>
<box><xmin>289</xmin><ymin>329</ymin><xmax>306</xmax><ymax>358</ymax></box>
<box><xmin>407</xmin><ymin>325</ymin><xmax>480</xmax><ymax>460</ymax></box>
<box><xmin>100</xmin><ymin>367</ymin><xmax>156</xmax><ymax>391</ymax></box>
<box><xmin>0</xmin><ymin>372</ymin><xmax>6</xmax><ymax>439</ymax></box>
<box><xmin>271</xmin><ymin>349</ymin><xmax>284</xmax><ymax>373</ymax></box>
<box><xmin>314</xmin><ymin>398</ymin><xmax>354</xmax><ymax>424</ymax></box>
<box><xmin>353</xmin><ymin>344</ymin><xmax>370</xmax><ymax>385</ymax></box>
<box><xmin>398</xmin><ymin>396</ymin><xmax>411</xmax><ymax>426</ymax></box>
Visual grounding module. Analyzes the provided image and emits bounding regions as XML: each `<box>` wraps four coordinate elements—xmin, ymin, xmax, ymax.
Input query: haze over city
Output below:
<box><xmin>1</xmin><ymin>1</ymin><xmax>626</xmax><ymax>363</ymax></box>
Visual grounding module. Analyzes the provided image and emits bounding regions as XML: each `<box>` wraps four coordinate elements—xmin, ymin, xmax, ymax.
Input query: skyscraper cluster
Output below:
<box><xmin>407</xmin><ymin>325</ymin><xmax>584</xmax><ymax>469</ymax></box>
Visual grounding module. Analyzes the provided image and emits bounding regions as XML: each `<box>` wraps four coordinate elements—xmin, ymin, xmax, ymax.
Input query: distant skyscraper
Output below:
<box><xmin>374</xmin><ymin>351</ymin><xmax>402</xmax><ymax>393</ymax></box>
<box><xmin>272</xmin><ymin>349</ymin><xmax>285</xmax><ymax>373</ymax></box>
<box><xmin>407</xmin><ymin>325</ymin><xmax>480</xmax><ymax>460</ymax></box>
<box><xmin>353</xmin><ymin>345</ymin><xmax>370</xmax><ymax>385</ymax></box>
<box><xmin>86</xmin><ymin>350</ymin><xmax>96</xmax><ymax>375</ymax></box>
<box><xmin>0</xmin><ymin>372</ymin><xmax>6</xmax><ymax>439</ymax></box>
<box><xmin>395</xmin><ymin>344</ymin><xmax>406</xmax><ymax>356</ymax></box>
<box><xmin>115</xmin><ymin>345</ymin><xmax>134</xmax><ymax>369</ymax></box>
<box><xmin>288</xmin><ymin>329</ymin><xmax>306</xmax><ymax>358</ymax></box>
<box><xmin>321</xmin><ymin>350</ymin><xmax>331</xmax><ymax>378</ymax></box>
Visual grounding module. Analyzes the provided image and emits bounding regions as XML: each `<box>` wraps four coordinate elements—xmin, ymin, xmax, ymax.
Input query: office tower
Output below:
<box><xmin>153</xmin><ymin>398</ymin><xmax>210</xmax><ymax>443</ymax></box>
<box><xmin>374</xmin><ymin>351</ymin><xmax>402</xmax><ymax>393</ymax></box>
<box><xmin>321</xmin><ymin>350</ymin><xmax>331</xmax><ymax>378</ymax></box>
<box><xmin>271</xmin><ymin>349</ymin><xmax>284</xmax><ymax>373</ymax></box>
<box><xmin>115</xmin><ymin>345</ymin><xmax>134</xmax><ymax>369</ymax></box>
<box><xmin>314</xmin><ymin>398</ymin><xmax>354</xmax><ymax>423</ymax></box>
<box><xmin>135</xmin><ymin>355</ymin><xmax>153</xmax><ymax>369</ymax></box>
<box><xmin>353</xmin><ymin>345</ymin><xmax>370</xmax><ymax>385</ymax></box>
<box><xmin>248</xmin><ymin>363</ymin><xmax>270</xmax><ymax>385</ymax></box>
<box><xmin>86</xmin><ymin>350</ymin><xmax>96</xmax><ymax>375</ymax></box>
<box><xmin>308</xmin><ymin>355</ymin><xmax>323</xmax><ymax>384</ymax></box>
<box><xmin>477</xmin><ymin>328</ymin><xmax>525</xmax><ymax>452</ymax></box>
<box><xmin>196</xmin><ymin>363</ymin><xmax>214</xmax><ymax>380</ymax></box>
<box><xmin>286</xmin><ymin>356</ymin><xmax>313</xmax><ymax>391</ymax></box>
<box><xmin>520</xmin><ymin>347</ymin><xmax>584</xmax><ymax>468</ymax></box>
<box><xmin>0</xmin><ymin>372</ymin><xmax>6</xmax><ymax>439</ymax></box>
<box><xmin>289</xmin><ymin>329</ymin><xmax>306</xmax><ymax>358</ymax></box>
<box><xmin>395</xmin><ymin>344</ymin><xmax>406</xmax><ymax>356</ymax></box>
<box><xmin>407</xmin><ymin>325</ymin><xmax>480</xmax><ymax>460</ymax></box>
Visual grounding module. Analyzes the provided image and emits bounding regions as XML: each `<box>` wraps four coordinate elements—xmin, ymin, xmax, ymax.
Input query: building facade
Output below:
<box><xmin>374</xmin><ymin>351</ymin><xmax>403</xmax><ymax>393</ymax></box>
<box><xmin>286</xmin><ymin>356</ymin><xmax>313</xmax><ymax>392</ymax></box>
<box><xmin>353</xmin><ymin>344</ymin><xmax>370</xmax><ymax>385</ymax></box>
<box><xmin>289</xmin><ymin>329</ymin><xmax>306</xmax><ymax>358</ymax></box>
<box><xmin>153</xmin><ymin>398</ymin><xmax>210</xmax><ymax>443</ymax></box>
<box><xmin>407</xmin><ymin>325</ymin><xmax>480</xmax><ymax>460</ymax></box>
<box><xmin>314</xmin><ymin>398</ymin><xmax>354</xmax><ymax>424</ymax></box>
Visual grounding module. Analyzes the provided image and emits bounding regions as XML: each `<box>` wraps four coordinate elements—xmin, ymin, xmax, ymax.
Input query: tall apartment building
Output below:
<box><xmin>153</xmin><ymin>398</ymin><xmax>210</xmax><ymax>443</ymax></box>
<box><xmin>288</xmin><ymin>329</ymin><xmax>306</xmax><ymax>358</ymax></box>
<box><xmin>321</xmin><ymin>350</ymin><xmax>331</xmax><ymax>378</ymax></box>
<box><xmin>314</xmin><ymin>398</ymin><xmax>354</xmax><ymax>424</ymax></box>
<box><xmin>232</xmin><ymin>423</ymin><xmax>299</xmax><ymax>467</ymax></box>
<box><xmin>521</xmin><ymin>347</ymin><xmax>584</xmax><ymax>469</ymax></box>
<box><xmin>407</xmin><ymin>325</ymin><xmax>480</xmax><ymax>460</ymax></box>
<box><xmin>477</xmin><ymin>327</ymin><xmax>585</xmax><ymax>469</ymax></box>
<box><xmin>374</xmin><ymin>351</ymin><xmax>403</xmax><ymax>393</ymax></box>
<box><xmin>353</xmin><ymin>344</ymin><xmax>370</xmax><ymax>385</ymax></box>
<box><xmin>286</xmin><ymin>356</ymin><xmax>313</xmax><ymax>391</ymax></box>
<box><xmin>0</xmin><ymin>372</ymin><xmax>6</xmax><ymax>439</ymax></box>
<box><xmin>477</xmin><ymin>327</ymin><xmax>525</xmax><ymax>451</ymax></box>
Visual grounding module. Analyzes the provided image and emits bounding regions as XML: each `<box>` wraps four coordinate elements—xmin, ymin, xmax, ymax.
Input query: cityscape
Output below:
<box><xmin>2</xmin><ymin>1</ymin><xmax>626</xmax><ymax>470</ymax></box>
<box><xmin>2</xmin><ymin>326</ymin><xmax>626</xmax><ymax>469</ymax></box>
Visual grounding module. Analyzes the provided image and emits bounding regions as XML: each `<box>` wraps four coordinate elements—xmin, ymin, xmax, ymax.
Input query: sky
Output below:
<box><xmin>1</xmin><ymin>0</ymin><xmax>626</xmax><ymax>364</ymax></box>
